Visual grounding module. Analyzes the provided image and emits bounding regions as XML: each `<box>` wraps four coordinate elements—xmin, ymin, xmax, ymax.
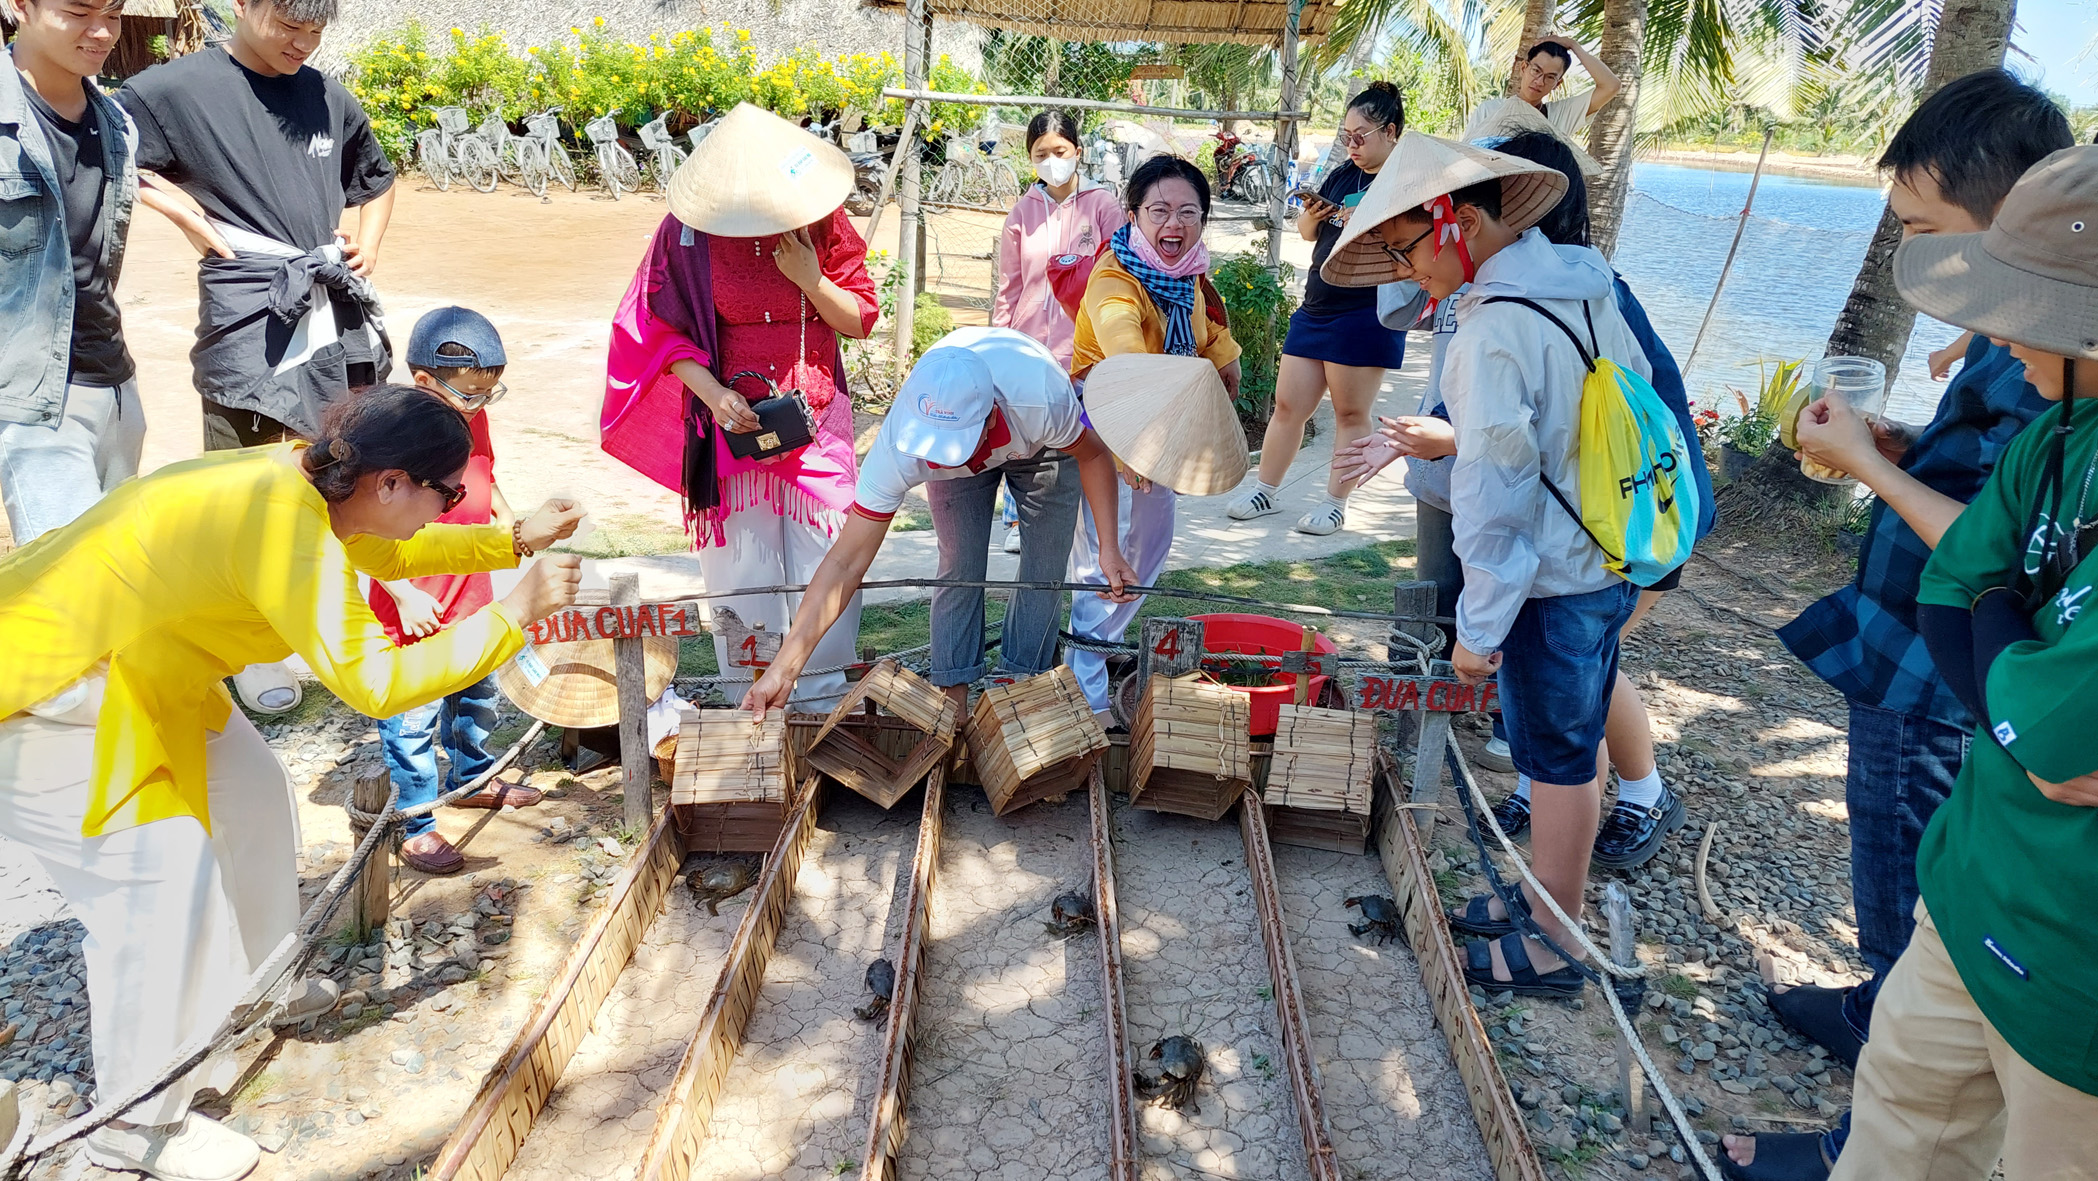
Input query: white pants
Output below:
<box><xmin>0</xmin><ymin>712</ymin><xmax>297</xmax><ymax>1125</ymax></box>
<box><xmin>694</xmin><ymin>503</ymin><xmax>863</xmax><ymax>713</ymax></box>
<box><xmin>0</xmin><ymin>379</ymin><xmax>145</xmax><ymax>545</ymax></box>
<box><xmin>1068</xmin><ymin>481</ymin><xmax>1177</xmax><ymax>711</ymax></box>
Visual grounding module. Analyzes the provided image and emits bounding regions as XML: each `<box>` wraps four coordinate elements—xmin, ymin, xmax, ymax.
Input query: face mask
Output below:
<box><xmin>1036</xmin><ymin>155</ymin><xmax>1078</xmax><ymax>186</ymax></box>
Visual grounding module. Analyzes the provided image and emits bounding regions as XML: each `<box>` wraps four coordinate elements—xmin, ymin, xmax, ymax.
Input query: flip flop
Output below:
<box><xmin>1719</xmin><ymin>1131</ymin><xmax>1831</xmax><ymax>1181</ymax></box>
<box><xmin>1447</xmin><ymin>890</ymin><xmax>1528</xmax><ymax>937</ymax></box>
<box><xmin>401</xmin><ymin>833</ymin><xmax>466</xmax><ymax>875</ymax></box>
<box><xmin>1766</xmin><ymin>983</ymin><xmax>1863</xmax><ymax>1068</ymax></box>
<box><xmin>1463</xmin><ymin>933</ymin><xmax>1585</xmax><ymax>998</ymax></box>
<box><xmin>454</xmin><ymin>782</ymin><xmax>545</xmax><ymax>810</ymax></box>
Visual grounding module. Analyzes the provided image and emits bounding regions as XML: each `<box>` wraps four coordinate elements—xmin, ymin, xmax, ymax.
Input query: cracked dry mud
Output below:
<box><xmin>1111</xmin><ymin>802</ymin><xmax>1311</xmax><ymax>1181</ymax></box>
<box><xmin>900</xmin><ymin>788</ymin><xmax>1110</xmax><ymax>1181</ymax></box>
<box><xmin>508</xmin><ymin>865</ymin><xmax>743</xmax><ymax>1180</ymax></box>
<box><xmin>688</xmin><ymin>788</ymin><xmax>919</xmax><ymax>1181</ymax></box>
<box><xmin>1274</xmin><ymin>845</ymin><xmax>1494</xmax><ymax>1181</ymax></box>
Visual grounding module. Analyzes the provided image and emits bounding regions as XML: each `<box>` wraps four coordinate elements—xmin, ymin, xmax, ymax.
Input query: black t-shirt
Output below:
<box><xmin>23</xmin><ymin>83</ymin><xmax>132</xmax><ymax>387</ymax></box>
<box><xmin>1300</xmin><ymin>161</ymin><xmax>1377</xmax><ymax>318</ymax></box>
<box><xmin>118</xmin><ymin>47</ymin><xmax>394</xmax><ymax>250</ymax></box>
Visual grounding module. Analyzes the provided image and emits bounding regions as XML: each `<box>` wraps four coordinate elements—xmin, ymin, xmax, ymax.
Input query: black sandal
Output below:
<box><xmin>1766</xmin><ymin>983</ymin><xmax>1863</xmax><ymax>1068</ymax></box>
<box><xmin>1719</xmin><ymin>1131</ymin><xmax>1831</xmax><ymax>1181</ymax></box>
<box><xmin>1463</xmin><ymin>933</ymin><xmax>1586</xmax><ymax>998</ymax></box>
<box><xmin>1447</xmin><ymin>890</ymin><xmax>1529</xmax><ymax>938</ymax></box>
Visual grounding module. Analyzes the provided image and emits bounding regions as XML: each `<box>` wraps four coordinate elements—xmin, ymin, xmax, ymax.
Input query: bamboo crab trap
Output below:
<box><xmin>668</xmin><ymin>707</ymin><xmax>796</xmax><ymax>853</ymax></box>
<box><xmin>1261</xmin><ymin>703</ymin><xmax>1378</xmax><ymax>853</ymax></box>
<box><xmin>1127</xmin><ymin>673</ymin><xmax>1253</xmax><ymax>821</ymax></box>
<box><xmin>967</xmin><ymin>666</ymin><xmax>1109</xmax><ymax>816</ymax></box>
<box><xmin>804</xmin><ymin>660</ymin><xmax>959</xmax><ymax>808</ymax></box>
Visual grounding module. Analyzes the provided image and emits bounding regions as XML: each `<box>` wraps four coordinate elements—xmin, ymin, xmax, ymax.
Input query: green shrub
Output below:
<box><xmin>1209</xmin><ymin>251</ymin><xmax>1296</xmax><ymax>428</ymax></box>
<box><xmin>911</xmin><ymin>292</ymin><xmax>954</xmax><ymax>359</ymax></box>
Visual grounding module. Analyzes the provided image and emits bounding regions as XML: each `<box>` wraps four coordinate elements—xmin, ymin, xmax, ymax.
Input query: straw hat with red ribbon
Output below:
<box><xmin>1319</xmin><ymin>131</ymin><xmax>1570</xmax><ymax>289</ymax></box>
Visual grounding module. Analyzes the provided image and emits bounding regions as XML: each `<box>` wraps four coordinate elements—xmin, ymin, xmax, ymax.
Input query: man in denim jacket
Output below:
<box><xmin>0</xmin><ymin>0</ymin><xmax>141</xmax><ymax>545</ymax></box>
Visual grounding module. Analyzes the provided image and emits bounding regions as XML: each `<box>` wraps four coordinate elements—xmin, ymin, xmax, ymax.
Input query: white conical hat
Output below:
<box><xmin>1082</xmin><ymin>354</ymin><xmax>1248</xmax><ymax>496</ymax></box>
<box><xmin>667</xmin><ymin>103</ymin><xmax>855</xmax><ymax>237</ymax></box>
<box><xmin>1461</xmin><ymin>96</ymin><xmax>1603</xmax><ymax>178</ymax></box>
<box><xmin>1320</xmin><ymin>131</ymin><xmax>1570</xmax><ymax>288</ymax></box>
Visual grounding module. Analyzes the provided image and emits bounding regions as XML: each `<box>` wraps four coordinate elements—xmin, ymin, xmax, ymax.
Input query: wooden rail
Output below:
<box><xmin>1089</xmin><ymin>765</ymin><xmax>1142</xmax><ymax>1181</ymax></box>
<box><xmin>1239</xmin><ymin>800</ymin><xmax>1344</xmax><ymax>1181</ymax></box>
<box><xmin>430</xmin><ymin>803</ymin><xmax>685</xmax><ymax>1181</ymax></box>
<box><xmin>858</xmin><ymin>766</ymin><xmax>947</xmax><ymax>1180</ymax></box>
<box><xmin>636</xmin><ymin>775</ymin><xmax>824</xmax><ymax>1181</ymax></box>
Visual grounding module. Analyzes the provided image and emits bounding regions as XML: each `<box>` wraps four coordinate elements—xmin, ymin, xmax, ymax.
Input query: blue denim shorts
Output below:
<box><xmin>1495</xmin><ymin>582</ymin><xmax>1638</xmax><ymax>785</ymax></box>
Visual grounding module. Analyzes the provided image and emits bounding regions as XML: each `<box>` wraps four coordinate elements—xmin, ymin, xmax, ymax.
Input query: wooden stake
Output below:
<box><xmin>349</xmin><ymin>771</ymin><xmax>392</xmax><ymax>939</ymax></box>
<box><xmin>1604</xmin><ymin>882</ymin><xmax>1651</xmax><ymax>1138</ymax></box>
<box><xmin>1293</xmin><ymin>624</ymin><xmax>1317</xmax><ymax>707</ymax></box>
<box><xmin>613</xmin><ymin>572</ymin><xmax>651</xmax><ymax>834</ymax></box>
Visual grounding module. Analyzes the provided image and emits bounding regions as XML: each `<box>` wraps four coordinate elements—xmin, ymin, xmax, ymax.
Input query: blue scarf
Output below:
<box><xmin>1108</xmin><ymin>224</ymin><xmax>1197</xmax><ymax>357</ymax></box>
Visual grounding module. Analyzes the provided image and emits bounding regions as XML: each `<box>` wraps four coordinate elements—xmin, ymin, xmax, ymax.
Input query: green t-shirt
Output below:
<box><xmin>1916</xmin><ymin>397</ymin><xmax>2098</xmax><ymax>1095</ymax></box>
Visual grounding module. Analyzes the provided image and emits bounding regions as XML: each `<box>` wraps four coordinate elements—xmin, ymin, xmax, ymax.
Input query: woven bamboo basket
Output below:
<box><xmin>1264</xmin><ymin>703</ymin><xmax>1376</xmax><ymax>813</ymax></box>
<box><xmin>804</xmin><ymin>660</ymin><xmax>959</xmax><ymax>809</ymax></box>
<box><xmin>967</xmin><ymin>666</ymin><xmax>1108</xmax><ymax>816</ymax></box>
<box><xmin>668</xmin><ymin>707</ymin><xmax>796</xmax><ymax>852</ymax></box>
<box><xmin>1128</xmin><ymin>673</ymin><xmax>1252</xmax><ymax>821</ymax></box>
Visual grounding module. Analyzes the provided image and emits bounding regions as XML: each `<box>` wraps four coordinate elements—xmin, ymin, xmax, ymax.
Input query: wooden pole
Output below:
<box><xmin>1604</xmin><ymin>882</ymin><xmax>1651</xmax><ymax>1138</ymax></box>
<box><xmin>893</xmin><ymin>0</ymin><xmax>929</xmax><ymax>377</ymax></box>
<box><xmin>1391</xmin><ymin>581</ymin><xmax>1448</xmax><ymax>840</ymax></box>
<box><xmin>1269</xmin><ymin>0</ymin><xmax>1305</xmax><ymax>266</ymax></box>
<box><xmin>349</xmin><ymin>771</ymin><xmax>392</xmax><ymax>938</ymax></box>
<box><xmin>1683</xmin><ymin>126</ymin><xmax>1774</xmax><ymax>375</ymax></box>
<box><xmin>1293</xmin><ymin>624</ymin><xmax>1317</xmax><ymax>706</ymax></box>
<box><xmin>613</xmin><ymin>572</ymin><xmax>651</xmax><ymax>834</ymax></box>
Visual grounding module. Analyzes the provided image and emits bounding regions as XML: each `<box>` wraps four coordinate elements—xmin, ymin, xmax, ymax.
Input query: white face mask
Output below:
<box><xmin>1035</xmin><ymin>155</ymin><xmax>1078</xmax><ymax>186</ymax></box>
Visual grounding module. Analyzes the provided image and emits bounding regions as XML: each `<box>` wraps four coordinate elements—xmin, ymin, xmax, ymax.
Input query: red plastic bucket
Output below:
<box><xmin>1188</xmin><ymin>613</ymin><xmax>1339</xmax><ymax>738</ymax></box>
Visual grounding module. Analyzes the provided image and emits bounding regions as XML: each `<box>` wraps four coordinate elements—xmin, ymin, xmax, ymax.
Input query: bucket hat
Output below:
<box><xmin>1321</xmin><ymin>131</ymin><xmax>1570</xmax><ymax>288</ymax></box>
<box><xmin>496</xmin><ymin>632</ymin><xmax>680</xmax><ymax>729</ymax></box>
<box><xmin>1082</xmin><ymin>353</ymin><xmax>1248</xmax><ymax>495</ymax></box>
<box><xmin>1894</xmin><ymin>146</ymin><xmax>2098</xmax><ymax>361</ymax></box>
<box><xmin>667</xmin><ymin>103</ymin><xmax>855</xmax><ymax>237</ymax></box>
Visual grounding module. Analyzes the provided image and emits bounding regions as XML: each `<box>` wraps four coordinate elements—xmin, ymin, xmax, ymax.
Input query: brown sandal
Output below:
<box><xmin>401</xmin><ymin>832</ymin><xmax>465</xmax><ymax>875</ymax></box>
<box><xmin>454</xmin><ymin>782</ymin><xmax>544</xmax><ymax>810</ymax></box>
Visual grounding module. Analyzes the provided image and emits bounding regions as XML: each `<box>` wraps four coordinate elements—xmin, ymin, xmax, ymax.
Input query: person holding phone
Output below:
<box><xmin>1227</xmin><ymin>82</ymin><xmax>1406</xmax><ymax>537</ymax></box>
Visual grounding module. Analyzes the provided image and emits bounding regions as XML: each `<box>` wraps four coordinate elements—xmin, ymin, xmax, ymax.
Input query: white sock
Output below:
<box><xmin>1254</xmin><ymin>480</ymin><xmax>1280</xmax><ymax>497</ymax></box>
<box><xmin>1615</xmin><ymin>767</ymin><xmax>1665</xmax><ymax>810</ymax></box>
<box><xmin>1513</xmin><ymin>774</ymin><xmax>1531</xmax><ymax>802</ymax></box>
<box><xmin>1321</xmin><ymin>493</ymin><xmax>1347</xmax><ymax>511</ymax></box>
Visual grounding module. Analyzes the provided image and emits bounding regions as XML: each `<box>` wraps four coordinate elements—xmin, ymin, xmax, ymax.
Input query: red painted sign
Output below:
<box><xmin>524</xmin><ymin>601</ymin><xmax>704</xmax><ymax>645</ymax></box>
<box><xmin>1352</xmin><ymin>675</ymin><xmax>1497</xmax><ymax>714</ymax></box>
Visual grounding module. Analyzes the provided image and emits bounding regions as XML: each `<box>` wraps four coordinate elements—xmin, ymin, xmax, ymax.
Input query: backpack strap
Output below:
<box><xmin>1478</xmin><ymin>295</ymin><xmax>1596</xmax><ymax>372</ymax></box>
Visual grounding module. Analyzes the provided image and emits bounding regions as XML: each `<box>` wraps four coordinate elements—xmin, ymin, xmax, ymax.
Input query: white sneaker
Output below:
<box><xmin>1227</xmin><ymin>485</ymin><xmax>1280</xmax><ymax>521</ymax></box>
<box><xmin>271</xmin><ymin>977</ymin><xmax>339</xmax><ymax>1027</ymax></box>
<box><xmin>231</xmin><ymin>663</ymin><xmax>300</xmax><ymax>714</ymax></box>
<box><xmin>85</xmin><ymin>1112</ymin><xmax>261</xmax><ymax>1181</ymax></box>
<box><xmin>1478</xmin><ymin>736</ymin><xmax>1515</xmax><ymax>773</ymax></box>
<box><xmin>1295</xmin><ymin>502</ymin><xmax>1346</xmax><ymax>536</ymax></box>
<box><xmin>1002</xmin><ymin>523</ymin><xmax>1022</xmax><ymax>553</ymax></box>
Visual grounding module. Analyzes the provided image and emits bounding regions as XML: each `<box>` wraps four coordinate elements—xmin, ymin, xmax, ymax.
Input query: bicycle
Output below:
<box><xmin>416</xmin><ymin>106</ymin><xmax>491</xmax><ymax>192</ymax></box>
<box><xmin>474</xmin><ymin>110</ymin><xmax>538</xmax><ymax>194</ymax></box>
<box><xmin>522</xmin><ymin>107</ymin><xmax>577</xmax><ymax>195</ymax></box>
<box><xmin>585</xmin><ymin>114</ymin><xmax>642</xmax><ymax>200</ymax></box>
<box><xmin>638</xmin><ymin>112</ymin><xmax>687</xmax><ymax>192</ymax></box>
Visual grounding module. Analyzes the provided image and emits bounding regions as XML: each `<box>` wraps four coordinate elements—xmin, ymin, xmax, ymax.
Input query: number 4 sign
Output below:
<box><xmin>1137</xmin><ymin>618</ymin><xmax>1204</xmax><ymax>684</ymax></box>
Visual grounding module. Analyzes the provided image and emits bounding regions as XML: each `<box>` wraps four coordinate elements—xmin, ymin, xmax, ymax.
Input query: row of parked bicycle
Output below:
<box><xmin>414</xmin><ymin>107</ymin><xmax>692</xmax><ymax>199</ymax></box>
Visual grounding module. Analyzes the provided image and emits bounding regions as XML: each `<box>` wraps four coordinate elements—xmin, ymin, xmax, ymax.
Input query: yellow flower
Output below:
<box><xmin>571</xmin><ymin>26</ymin><xmax>581</xmax><ymax>35</ymax></box>
<box><xmin>593</xmin><ymin>15</ymin><xmax>606</xmax><ymax>26</ymax></box>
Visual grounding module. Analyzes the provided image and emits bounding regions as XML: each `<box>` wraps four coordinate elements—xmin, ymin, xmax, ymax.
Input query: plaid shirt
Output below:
<box><xmin>1779</xmin><ymin>337</ymin><xmax>2051</xmax><ymax>725</ymax></box>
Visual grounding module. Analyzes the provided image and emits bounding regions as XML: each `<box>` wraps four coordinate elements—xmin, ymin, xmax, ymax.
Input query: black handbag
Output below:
<box><xmin>720</xmin><ymin>369</ymin><xmax>817</xmax><ymax>461</ymax></box>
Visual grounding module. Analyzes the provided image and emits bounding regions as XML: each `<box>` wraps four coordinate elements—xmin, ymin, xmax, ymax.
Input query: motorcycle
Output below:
<box><xmin>1210</xmin><ymin>128</ymin><xmax>1274</xmax><ymax>203</ymax></box>
<box><xmin>844</xmin><ymin>127</ymin><xmax>904</xmax><ymax>217</ymax></box>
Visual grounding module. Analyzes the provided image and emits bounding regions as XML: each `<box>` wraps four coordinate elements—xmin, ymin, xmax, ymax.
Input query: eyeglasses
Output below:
<box><xmin>1140</xmin><ymin>203</ymin><xmax>1205</xmax><ymax>226</ymax></box>
<box><xmin>435</xmin><ymin>374</ymin><xmax>509</xmax><ymax>412</ymax></box>
<box><xmin>1526</xmin><ymin>62</ymin><xmax>1566</xmax><ymax>88</ymax></box>
<box><xmin>421</xmin><ymin>477</ymin><xmax>468</xmax><ymax>513</ymax></box>
<box><xmin>1376</xmin><ymin>225</ymin><xmax>1437</xmax><ymax>273</ymax></box>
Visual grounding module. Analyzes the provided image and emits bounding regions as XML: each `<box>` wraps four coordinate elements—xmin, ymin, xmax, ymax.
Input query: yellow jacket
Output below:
<box><xmin>0</xmin><ymin>445</ymin><xmax>527</xmax><ymax>837</ymax></box>
<box><xmin>1069</xmin><ymin>250</ymin><xmax>1242</xmax><ymax>379</ymax></box>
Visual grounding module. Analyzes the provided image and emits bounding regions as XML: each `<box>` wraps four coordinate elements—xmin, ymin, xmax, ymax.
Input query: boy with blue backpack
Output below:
<box><xmin>1322</xmin><ymin>131</ymin><xmax>1699</xmax><ymax>997</ymax></box>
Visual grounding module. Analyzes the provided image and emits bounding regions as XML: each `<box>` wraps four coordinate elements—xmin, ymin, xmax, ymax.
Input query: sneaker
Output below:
<box><xmin>231</xmin><ymin>663</ymin><xmax>300</xmax><ymax>714</ymax></box>
<box><xmin>272</xmin><ymin>977</ymin><xmax>341</xmax><ymax>1026</ymax></box>
<box><xmin>1489</xmin><ymin>792</ymin><xmax>1531</xmax><ymax>839</ymax></box>
<box><xmin>1002</xmin><ymin>523</ymin><xmax>1022</xmax><ymax>553</ymax></box>
<box><xmin>1591</xmin><ymin>786</ymin><xmax>1688</xmax><ymax>869</ymax></box>
<box><xmin>1477</xmin><ymin>736</ymin><xmax>1515</xmax><ymax>773</ymax></box>
<box><xmin>85</xmin><ymin>1112</ymin><xmax>261</xmax><ymax>1181</ymax></box>
<box><xmin>1227</xmin><ymin>485</ymin><xmax>1280</xmax><ymax>521</ymax></box>
<box><xmin>1295</xmin><ymin>502</ymin><xmax>1345</xmax><ymax>536</ymax></box>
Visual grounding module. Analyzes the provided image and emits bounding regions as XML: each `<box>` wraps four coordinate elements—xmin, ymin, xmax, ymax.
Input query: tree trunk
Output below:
<box><xmin>1824</xmin><ymin>0</ymin><xmax>2019</xmax><ymax>372</ymax></box>
<box><xmin>1586</xmin><ymin>0</ymin><xmax>1647</xmax><ymax>257</ymax></box>
<box><xmin>1513</xmin><ymin>0</ymin><xmax>1556</xmax><ymax>93</ymax></box>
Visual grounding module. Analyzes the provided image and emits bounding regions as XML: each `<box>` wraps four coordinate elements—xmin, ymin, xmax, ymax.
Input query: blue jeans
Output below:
<box><xmin>1494</xmin><ymin>583</ymin><xmax>1638</xmax><ymax>785</ymax></box>
<box><xmin>926</xmin><ymin>453</ymin><xmax>1082</xmax><ymax>686</ymax></box>
<box><xmin>379</xmin><ymin>676</ymin><xmax>501</xmax><ymax>838</ymax></box>
<box><xmin>1844</xmin><ymin>702</ymin><xmax>1965</xmax><ymax>979</ymax></box>
<box><xmin>0</xmin><ymin>379</ymin><xmax>144</xmax><ymax>544</ymax></box>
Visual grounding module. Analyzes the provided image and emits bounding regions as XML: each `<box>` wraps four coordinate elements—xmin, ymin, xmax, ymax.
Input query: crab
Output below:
<box><xmin>688</xmin><ymin>860</ymin><xmax>756</xmax><ymax>916</ymax></box>
<box><xmin>855</xmin><ymin>957</ymin><xmax>895</xmax><ymax>1021</ymax></box>
<box><xmin>1044</xmin><ymin>889</ymin><xmax>1096</xmax><ymax>936</ymax></box>
<box><xmin>1136</xmin><ymin>1035</ymin><xmax>1205</xmax><ymax>1112</ymax></box>
<box><xmin>1344</xmin><ymin>894</ymin><xmax>1401</xmax><ymax>945</ymax></box>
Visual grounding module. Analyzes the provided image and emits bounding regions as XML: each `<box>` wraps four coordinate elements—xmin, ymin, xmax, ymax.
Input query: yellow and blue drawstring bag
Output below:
<box><xmin>1480</xmin><ymin>295</ymin><xmax>1700</xmax><ymax>587</ymax></box>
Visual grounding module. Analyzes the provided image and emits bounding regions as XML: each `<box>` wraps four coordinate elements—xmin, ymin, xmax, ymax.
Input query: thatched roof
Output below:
<box><xmin>123</xmin><ymin>0</ymin><xmax>179</xmax><ymax>16</ymax></box>
<box><xmin>860</xmin><ymin>0</ymin><xmax>1337</xmax><ymax>45</ymax></box>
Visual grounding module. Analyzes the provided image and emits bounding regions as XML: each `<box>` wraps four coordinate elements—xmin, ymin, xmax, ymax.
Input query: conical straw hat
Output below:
<box><xmin>1461</xmin><ymin>97</ymin><xmax>1603</xmax><ymax>178</ymax></box>
<box><xmin>496</xmin><ymin>634</ymin><xmax>680</xmax><ymax>729</ymax></box>
<box><xmin>1321</xmin><ymin>131</ymin><xmax>1570</xmax><ymax>288</ymax></box>
<box><xmin>667</xmin><ymin>103</ymin><xmax>855</xmax><ymax>237</ymax></box>
<box><xmin>1082</xmin><ymin>353</ymin><xmax>1248</xmax><ymax>496</ymax></box>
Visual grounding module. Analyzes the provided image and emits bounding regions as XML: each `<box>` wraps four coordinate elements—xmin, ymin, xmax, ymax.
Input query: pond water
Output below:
<box><xmin>1614</xmin><ymin>162</ymin><xmax>1964</xmax><ymax>426</ymax></box>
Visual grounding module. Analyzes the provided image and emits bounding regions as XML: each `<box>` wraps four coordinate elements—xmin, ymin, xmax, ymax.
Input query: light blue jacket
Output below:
<box><xmin>0</xmin><ymin>51</ymin><xmax>137</xmax><ymax>426</ymax></box>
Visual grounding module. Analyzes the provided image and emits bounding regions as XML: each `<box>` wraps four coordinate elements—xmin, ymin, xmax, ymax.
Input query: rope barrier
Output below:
<box><xmin>651</xmin><ymin>576</ymin><xmax>1451</xmax><ymax>626</ymax></box>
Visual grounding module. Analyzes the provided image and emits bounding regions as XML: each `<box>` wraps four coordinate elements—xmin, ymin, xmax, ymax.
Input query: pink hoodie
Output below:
<box><xmin>992</xmin><ymin>180</ymin><xmax>1129</xmax><ymax>367</ymax></box>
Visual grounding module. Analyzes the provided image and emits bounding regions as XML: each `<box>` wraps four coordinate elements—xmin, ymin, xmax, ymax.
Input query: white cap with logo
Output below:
<box><xmin>891</xmin><ymin>346</ymin><xmax>997</xmax><ymax>466</ymax></box>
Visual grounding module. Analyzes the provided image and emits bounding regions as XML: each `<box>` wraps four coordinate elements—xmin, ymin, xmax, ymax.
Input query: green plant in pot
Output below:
<box><xmin>1716</xmin><ymin>358</ymin><xmax>1804</xmax><ymax>482</ymax></box>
